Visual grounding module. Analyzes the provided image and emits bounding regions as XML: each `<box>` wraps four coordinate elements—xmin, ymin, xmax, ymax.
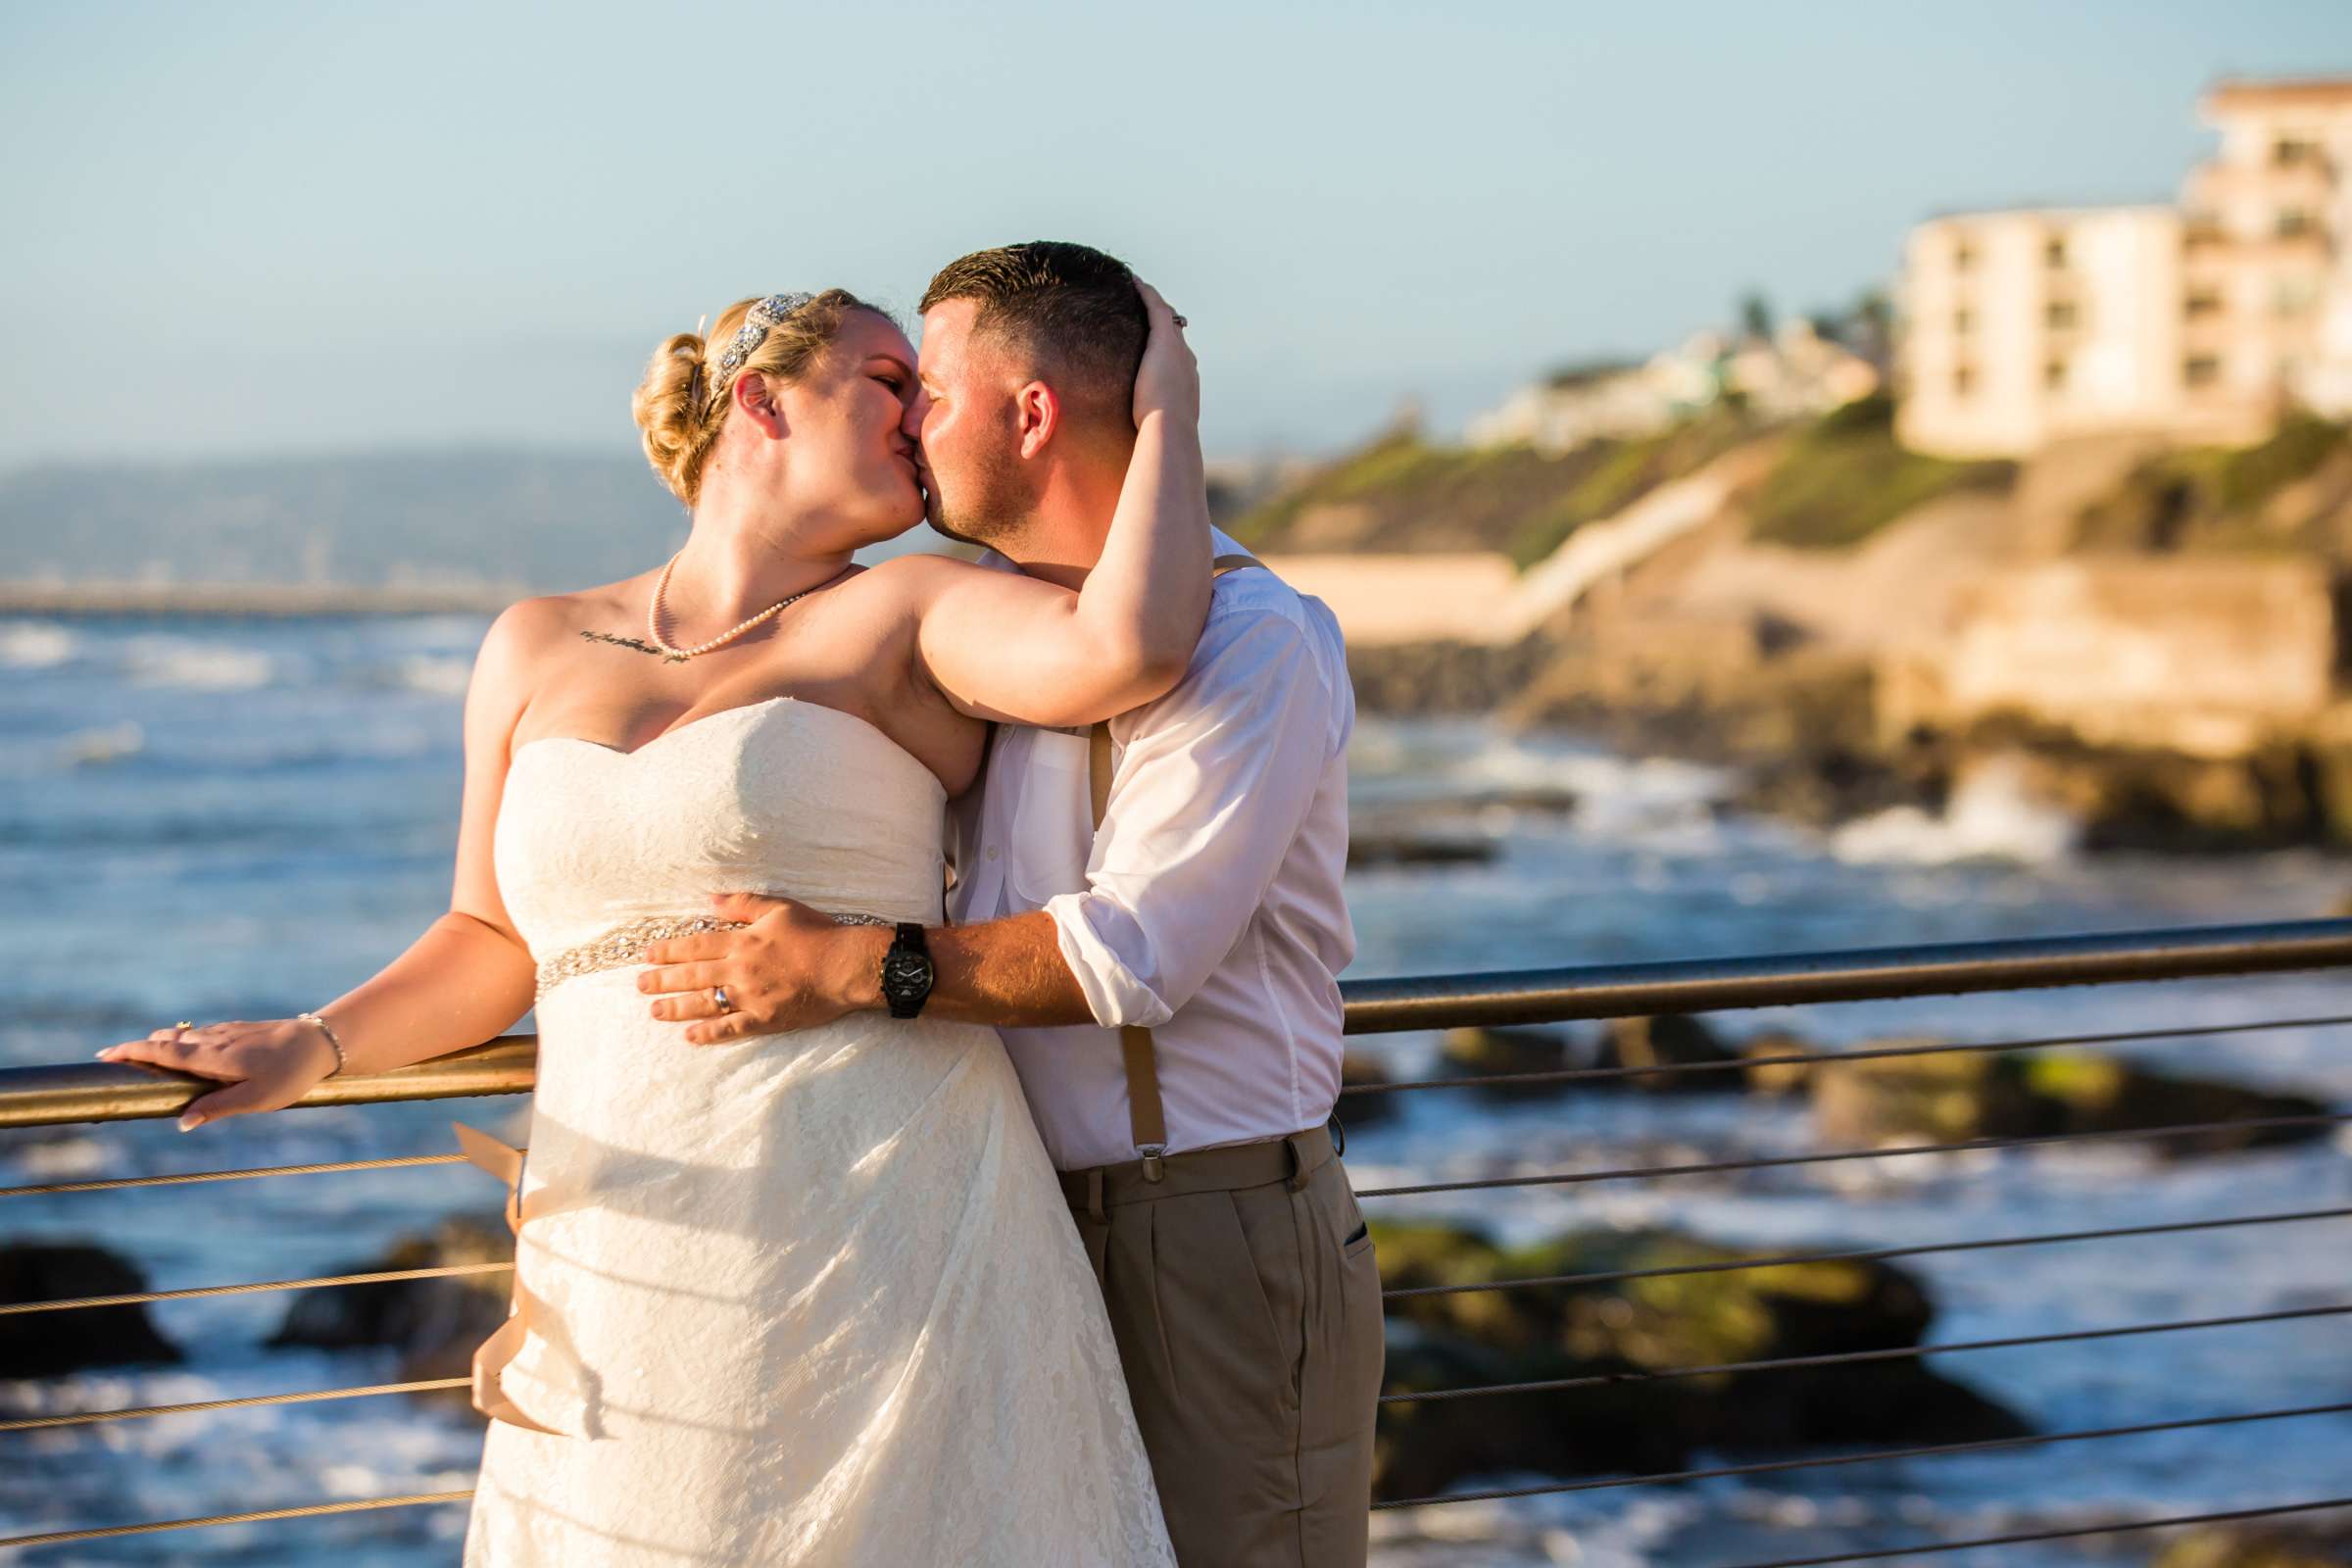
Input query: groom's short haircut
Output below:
<box><xmin>920</xmin><ymin>242</ymin><xmax>1147</xmax><ymax>435</ymax></box>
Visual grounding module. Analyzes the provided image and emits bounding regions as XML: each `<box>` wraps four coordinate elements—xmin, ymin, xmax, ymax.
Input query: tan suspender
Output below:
<box><xmin>1088</xmin><ymin>552</ymin><xmax>1266</xmax><ymax>1181</ymax></box>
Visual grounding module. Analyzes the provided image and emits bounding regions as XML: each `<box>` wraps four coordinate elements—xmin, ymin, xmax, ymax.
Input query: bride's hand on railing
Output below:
<box><xmin>1131</xmin><ymin>278</ymin><xmax>1199</xmax><ymax>430</ymax></box>
<box><xmin>95</xmin><ymin>1019</ymin><xmax>341</xmax><ymax>1131</ymax></box>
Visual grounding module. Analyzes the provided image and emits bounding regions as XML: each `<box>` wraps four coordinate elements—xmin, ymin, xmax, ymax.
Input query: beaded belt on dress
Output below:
<box><xmin>533</xmin><ymin>910</ymin><xmax>897</xmax><ymax>999</ymax></box>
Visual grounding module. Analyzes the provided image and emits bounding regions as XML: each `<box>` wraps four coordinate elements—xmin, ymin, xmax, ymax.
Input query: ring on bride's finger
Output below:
<box><xmin>710</xmin><ymin>985</ymin><xmax>732</xmax><ymax>1014</ymax></box>
<box><xmin>175</xmin><ymin>1020</ymin><xmax>194</xmax><ymax>1030</ymax></box>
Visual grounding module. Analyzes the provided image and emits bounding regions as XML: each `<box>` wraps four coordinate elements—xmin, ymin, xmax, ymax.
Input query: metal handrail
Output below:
<box><xmin>7</xmin><ymin>919</ymin><xmax>2349</xmax><ymax>1128</ymax></box>
<box><xmin>3</xmin><ymin>917</ymin><xmax>2348</xmax><ymax>1556</ymax></box>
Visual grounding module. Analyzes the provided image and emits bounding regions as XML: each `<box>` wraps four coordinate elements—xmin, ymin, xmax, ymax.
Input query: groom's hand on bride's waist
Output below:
<box><xmin>638</xmin><ymin>893</ymin><xmax>889</xmax><ymax>1045</ymax></box>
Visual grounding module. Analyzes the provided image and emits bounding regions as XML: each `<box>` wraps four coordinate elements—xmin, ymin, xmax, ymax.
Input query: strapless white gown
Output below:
<box><xmin>459</xmin><ymin>696</ymin><xmax>1174</xmax><ymax>1566</ymax></box>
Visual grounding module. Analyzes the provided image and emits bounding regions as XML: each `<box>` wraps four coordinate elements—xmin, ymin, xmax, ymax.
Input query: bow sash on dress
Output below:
<box><xmin>452</xmin><ymin>1120</ymin><xmax>571</xmax><ymax>1436</ymax></box>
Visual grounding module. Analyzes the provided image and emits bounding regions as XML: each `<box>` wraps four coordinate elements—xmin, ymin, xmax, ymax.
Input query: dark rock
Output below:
<box><xmin>1811</xmin><ymin>1042</ymin><xmax>2043</xmax><ymax>1146</ymax></box>
<box><xmin>2025</xmin><ymin>1051</ymin><xmax>2335</xmax><ymax>1156</ymax></box>
<box><xmin>1347</xmin><ymin>832</ymin><xmax>1497</xmax><ymax>869</ymax></box>
<box><xmin>1348</xmin><ymin>638</ymin><xmax>1553</xmax><ymax>717</ymax></box>
<box><xmin>2157</xmin><ymin>1522</ymin><xmax>2352</xmax><ymax>1568</ymax></box>
<box><xmin>268</xmin><ymin>1214</ymin><xmax>515</xmax><ymax>1408</ymax></box>
<box><xmin>1458</xmin><ymin>785</ymin><xmax>1582</xmax><ymax>815</ymax></box>
<box><xmin>1335</xmin><ymin>1052</ymin><xmax>1401</xmax><ymax>1130</ymax></box>
<box><xmin>1595</xmin><ymin>1014</ymin><xmax>1741</xmax><ymax>1093</ymax></box>
<box><xmin>1741</xmin><ymin>1029</ymin><xmax>1819</xmax><ymax>1095</ymax></box>
<box><xmin>1374</xmin><ymin>1325</ymin><xmax>1684</xmax><ymax>1502</ymax></box>
<box><xmin>1811</xmin><ymin>1045</ymin><xmax>2335</xmax><ymax>1157</ymax></box>
<box><xmin>1366</xmin><ymin>1219</ymin><xmax>2032</xmax><ymax>1501</ymax></box>
<box><xmin>1435</xmin><ymin>1026</ymin><xmax>1582</xmax><ymax>1102</ymax></box>
<box><xmin>0</xmin><ymin>1241</ymin><xmax>181</xmax><ymax>1377</ymax></box>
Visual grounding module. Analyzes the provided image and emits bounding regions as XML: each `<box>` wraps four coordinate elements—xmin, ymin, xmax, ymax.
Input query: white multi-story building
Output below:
<box><xmin>1895</xmin><ymin>76</ymin><xmax>2352</xmax><ymax>458</ymax></box>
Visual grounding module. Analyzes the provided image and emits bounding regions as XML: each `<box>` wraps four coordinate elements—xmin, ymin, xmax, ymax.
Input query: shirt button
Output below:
<box><xmin>985</xmin><ymin>846</ymin><xmax>1000</xmax><ymax>860</ymax></box>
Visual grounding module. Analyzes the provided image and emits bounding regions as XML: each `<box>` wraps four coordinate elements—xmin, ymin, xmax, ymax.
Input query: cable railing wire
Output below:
<box><xmin>0</xmin><ymin>1492</ymin><xmax>474</xmax><ymax>1551</ymax></box>
<box><xmin>0</xmin><ymin>1376</ymin><xmax>472</xmax><ymax>1432</ymax></box>
<box><xmin>0</xmin><ymin>1151</ymin><xmax>475</xmax><ymax>1201</ymax></box>
<box><xmin>1379</xmin><ymin>1301</ymin><xmax>2352</xmax><ymax>1404</ymax></box>
<box><xmin>1340</xmin><ymin>1013</ymin><xmax>2352</xmax><ymax>1098</ymax></box>
<box><xmin>0</xmin><ymin>1259</ymin><xmax>513</xmax><ymax>1318</ymax></box>
<box><xmin>1357</xmin><ymin>1110</ymin><xmax>2352</xmax><ymax>1199</ymax></box>
<box><xmin>1371</xmin><ymin>1399</ymin><xmax>2352</xmax><ymax>1509</ymax></box>
<box><xmin>1382</xmin><ymin>1204</ymin><xmax>2352</xmax><ymax>1299</ymax></box>
<box><xmin>1709</xmin><ymin>1497</ymin><xmax>2352</xmax><ymax>1568</ymax></box>
<box><xmin>12</xmin><ymin>1202</ymin><xmax>2344</xmax><ymax>1326</ymax></box>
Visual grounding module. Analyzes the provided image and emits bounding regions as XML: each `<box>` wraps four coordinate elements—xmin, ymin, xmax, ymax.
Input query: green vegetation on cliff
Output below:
<box><xmin>1227</xmin><ymin>431</ymin><xmax>1602</xmax><ymax>558</ymax></box>
<box><xmin>1505</xmin><ymin>407</ymin><xmax>1755</xmax><ymax>566</ymax></box>
<box><xmin>2074</xmin><ymin>412</ymin><xmax>2352</xmax><ymax>553</ymax></box>
<box><xmin>1229</xmin><ymin>409</ymin><xmax>1759</xmax><ymax>566</ymax></box>
<box><xmin>1745</xmin><ymin>395</ymin><xmax>2015</xmax><ymax>549</ymax></box>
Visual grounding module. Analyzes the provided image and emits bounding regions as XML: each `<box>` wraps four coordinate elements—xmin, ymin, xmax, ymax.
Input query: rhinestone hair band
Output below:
<box><xmin>699</xmin><ymin>291</ymin><xmax>817</xmax><ymax>416</ymax></box>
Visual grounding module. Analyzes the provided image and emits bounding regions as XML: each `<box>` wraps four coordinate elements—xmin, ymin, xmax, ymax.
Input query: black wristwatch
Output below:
<box><xmin>879</xmin><ymin>922</ymin><xmax>935</xmax><ymax>1019</ymax></box>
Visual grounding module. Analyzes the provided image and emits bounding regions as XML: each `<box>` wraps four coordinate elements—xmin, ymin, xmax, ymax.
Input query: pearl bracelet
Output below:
<box><xmin>297</xmin><ymin>1011</ymin><xmax>348</xmax><ymax>1076</ymax></box>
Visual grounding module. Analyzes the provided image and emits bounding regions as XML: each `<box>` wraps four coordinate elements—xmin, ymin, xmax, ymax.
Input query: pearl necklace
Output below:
<box><xmin>644</xmin><ymin>554</ymin><xmax>834</xmax><ymax>662</ymax></box>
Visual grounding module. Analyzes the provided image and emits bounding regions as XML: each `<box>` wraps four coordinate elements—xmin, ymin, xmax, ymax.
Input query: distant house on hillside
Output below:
<box><xmin>1894</xmin><ymin>75</ymin><xmax>2352</xmax><ymax>459</ymax></box>
<box><xmin>1467</xmin><ymin>323</ymin><xmax>1878</xmax><ymax>456</ymax></box>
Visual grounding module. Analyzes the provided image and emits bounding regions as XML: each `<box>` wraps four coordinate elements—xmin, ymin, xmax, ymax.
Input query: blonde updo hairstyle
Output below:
<box><xmin>630</xmin><ymin>288</ymin><xmax>879</xmax><ymax>507</ymax></box>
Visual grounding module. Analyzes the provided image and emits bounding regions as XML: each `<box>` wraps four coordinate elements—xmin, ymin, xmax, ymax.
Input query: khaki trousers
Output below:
<box><xmin>1061</xmin><ymin>1125</ymin><xmax>1385</xmax><ymax>1568</ymax></box>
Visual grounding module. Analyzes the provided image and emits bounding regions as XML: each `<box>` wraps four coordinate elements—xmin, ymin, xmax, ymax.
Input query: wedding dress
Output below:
<box><xmin>458</xmin><ymin>695</ymin><xmax>1174</xmax><ymax>1565</ymax></box>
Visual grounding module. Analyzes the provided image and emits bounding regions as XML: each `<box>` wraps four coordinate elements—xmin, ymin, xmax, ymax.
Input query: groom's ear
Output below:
<box><xmin>1014</xmin><ymin>379</ymin><xmax>1061</xmax><ymax>461</ymax></box>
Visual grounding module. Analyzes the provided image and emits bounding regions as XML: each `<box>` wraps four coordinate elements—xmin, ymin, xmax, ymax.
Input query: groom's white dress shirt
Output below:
<box><xmin>947</xmin><ymin>527</ymin><xmax>1356</xmax><ymax>1173</ymax></box>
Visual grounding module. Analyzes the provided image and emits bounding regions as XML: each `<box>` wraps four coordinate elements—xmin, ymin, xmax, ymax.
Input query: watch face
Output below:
<box><xmin>882</xmin><ymin>948</ymin><xmax>934</xmax><ymax>1011</ymax></box>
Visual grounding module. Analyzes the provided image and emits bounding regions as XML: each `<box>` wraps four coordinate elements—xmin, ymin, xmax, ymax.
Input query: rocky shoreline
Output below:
<box><xmin>1348</xmin><ymin>630</ymin><xmax>2352</xmax><ymax>855</ymax></box>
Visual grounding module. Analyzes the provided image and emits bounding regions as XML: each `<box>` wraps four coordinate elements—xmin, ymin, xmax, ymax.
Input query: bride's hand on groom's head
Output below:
<box><xmin>637</xmin><ymin>893</ymin><xmax>885</xmax><ymax>1045</ymax></box>
<box><xmin>1131</xmin><ymin>279</ymin><xmax>1200</xmax><ymax>431</ymax></box>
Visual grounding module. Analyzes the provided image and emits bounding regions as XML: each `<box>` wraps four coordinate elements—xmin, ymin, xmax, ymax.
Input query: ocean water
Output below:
<box><xmin>1</xmin><ymin>612</ymin><xmax>2347</xmax><ymax>1566</ymax></box>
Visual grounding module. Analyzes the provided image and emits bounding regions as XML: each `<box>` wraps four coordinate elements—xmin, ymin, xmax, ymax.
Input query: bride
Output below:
<box><xmin>96</xmin><ymin>283</ymin><xmax>1207</xmax><ymax>1563</ymax></box>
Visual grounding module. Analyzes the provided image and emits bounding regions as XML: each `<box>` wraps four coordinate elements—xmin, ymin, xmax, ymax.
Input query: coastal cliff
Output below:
<box><xmin>1242</xmin><ymin>402</ymin><xmax>2352</xmax><ymax>851</ymax></box>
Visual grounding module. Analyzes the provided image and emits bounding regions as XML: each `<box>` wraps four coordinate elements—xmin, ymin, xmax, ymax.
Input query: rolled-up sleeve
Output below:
<box><xmin>1043</xmin><ymin>610</ymin><xmax>1340</xmax><ymax>1028</ymax></box>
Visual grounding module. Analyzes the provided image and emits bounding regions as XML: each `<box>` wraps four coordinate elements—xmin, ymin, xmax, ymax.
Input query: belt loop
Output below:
<box><xmin>1284</xmin><ymin>1132</ymin><xmax>1311</xmax><ymax>1193</ymax></box>
<box><xmin>1085</xmin><ymin>1167</ymin><xmax>1106</xmax><ymax>1224</ymax></box>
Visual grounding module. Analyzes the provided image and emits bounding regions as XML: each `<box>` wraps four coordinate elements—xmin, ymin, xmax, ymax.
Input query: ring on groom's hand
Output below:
<box><xmin>710</xmin><ymin>985</ymin><xmax>733</xmax><ymax>1015</ymax></box>
<box><xmin>1170</xmin><ymin>313</ymin><xmax>1188</xmax><ymax>328</ymax></box>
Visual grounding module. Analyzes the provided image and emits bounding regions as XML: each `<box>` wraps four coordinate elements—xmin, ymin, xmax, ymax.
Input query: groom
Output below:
<box><xmin>641</xmin><ymin>242</ymin><xmax>1381</xmax><ymax>1566</ymax></box>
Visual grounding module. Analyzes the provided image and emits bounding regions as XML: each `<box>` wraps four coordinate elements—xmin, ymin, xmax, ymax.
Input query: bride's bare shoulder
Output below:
<box><xmin>482</xmin><ymin>577</ymin><xmax>649</xmax><ymax>653</ymax></box>
<box><xmin>467</xmin><ymin>577</ymin><xmax>648</xmax><ymax>708</ymax></box>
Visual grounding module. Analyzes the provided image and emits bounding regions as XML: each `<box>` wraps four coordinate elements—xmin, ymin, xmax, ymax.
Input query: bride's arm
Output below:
<box><xmin>95</xmin><ymin>604</ymin><xmax>550</xmax><ymax>1127</ymax></box>
<box><xmin>896</xmin><ymin>281</ymin><xmax>1212</xmax><ymax>728</ymax></box>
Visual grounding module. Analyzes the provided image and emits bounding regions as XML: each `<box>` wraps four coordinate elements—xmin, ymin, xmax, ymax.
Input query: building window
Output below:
<box><xmin>2045</xmin><ymin>299</ymin><xmax>2080</xmax><ymax>330</ymax></box>
<box><xmin>2278</xmin><ymin>208</ymin><xmax>2315</xmax><ymax>238</ymax></box>
<box><xmin>2184</xmin><ymin>355</ymin><xmax>2222</xmax><ymax>388</ymax></box>
<box><xmin>1953</xmin><ymin>306</ymin><xmax>1975</xmax><ymax>335</ymax></box>
<box><xmin>2185</xmin><ymin>288</ymin><xmax>2225</xmax><ymax>318</ymax></box>
<box><xmin>2044</xmin><ymin>358</ymin><xmax>2068</xmax><ymax>391</ymax></box>
<box><xmin>1954</xmin><ymin>365</ymin><xmax>1977</xmax><ymax>396</ymax></box>
<box><xmin>1953</xmin><ymin>240</ymin><xmax>1978</xmax><ymax>272</ymax></box>
<box><xmin>2045</xmin><ymin>236</ymin><xmax>2068</xmax><ymax>268</ymax></box>
<box><xmin>2276</xmin><ymin>278</ymin><xmax>2319</xmax><ymax>318</ymax></box>
<box><xmin>2275</xmin><ymin>137</ymin><xmax>2319</xmax><ymax>168</ymax></box>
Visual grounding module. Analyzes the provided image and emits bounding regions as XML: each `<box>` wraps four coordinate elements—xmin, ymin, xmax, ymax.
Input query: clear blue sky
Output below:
<box><xmin>1</xmin><ymin>0</ymin><xmax>2341</xmax><ymax>468</ymax></box>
